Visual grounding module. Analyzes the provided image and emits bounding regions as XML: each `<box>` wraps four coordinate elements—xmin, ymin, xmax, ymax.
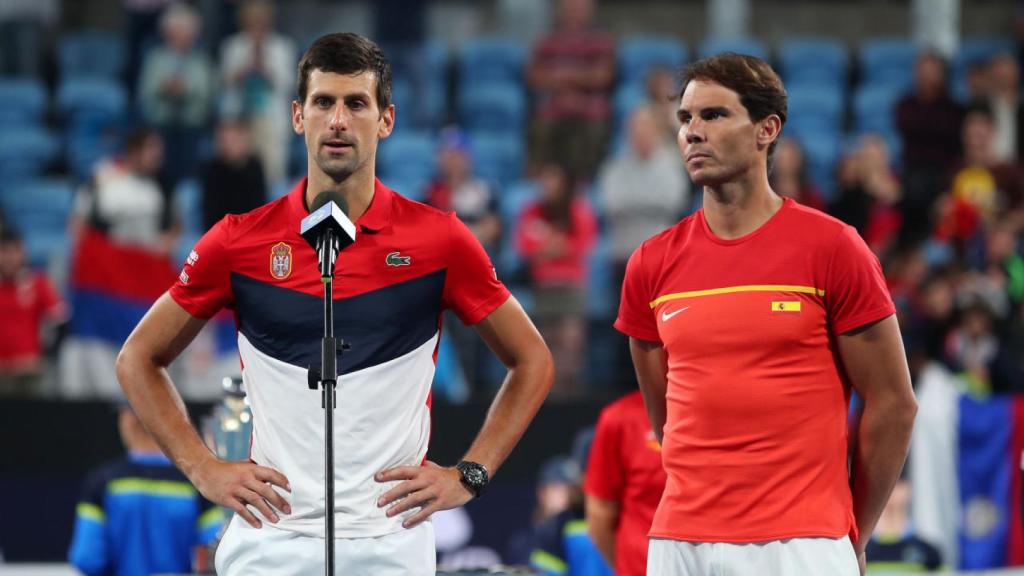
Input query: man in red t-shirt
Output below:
<box><xmin>615</xmin><ymin>53</ymin><xmax>918</xmax><ymax>575</ymax></box>
<box><xmin>0</xmin><ymin>229</ymin><xmax>65</xmax><ymax>396</ymax></box>
<box><xmin>584</xmin><ymin>390</ymin><xmax>666</xmax><ymax>576</ymax></box>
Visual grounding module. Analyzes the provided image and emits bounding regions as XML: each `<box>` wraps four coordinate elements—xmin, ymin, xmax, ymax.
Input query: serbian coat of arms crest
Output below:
<box><xmin>270</xmin><ymin>242</ymin><xmax>292</xmax><ymax>280</ymax></box>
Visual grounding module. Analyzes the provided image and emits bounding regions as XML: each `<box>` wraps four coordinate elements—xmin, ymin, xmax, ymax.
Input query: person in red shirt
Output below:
<box><xmin>0</xmin><ymin>228</ymin><xmax>66</xmax><ymax>396</ymax></box>
<box><xmin>584</xmin><ymin>390</ymin><xmax>667</xmax><ymax>576</ymax></box>
<box><xmin>616</xmin><ymin>53</ymin><xmax>918</xmax><ymax>575</ymax></box>
<box><xmin>517</xmin><ymin>163</ymin><xmax>597</xmax><ymax>398</ymax></box>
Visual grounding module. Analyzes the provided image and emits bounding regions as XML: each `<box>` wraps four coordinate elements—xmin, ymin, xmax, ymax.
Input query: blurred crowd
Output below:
<box><xmin>0</xmin><ymin>0</ymin><xmax>1023</xmax><ymax>573</ymax></box>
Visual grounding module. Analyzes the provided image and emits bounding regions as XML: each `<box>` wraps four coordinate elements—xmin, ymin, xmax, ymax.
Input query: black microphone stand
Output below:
<box><xmin>306</xmin><ymin>227</ymin><xmax>349</xmax><ymax>576</ymax></box>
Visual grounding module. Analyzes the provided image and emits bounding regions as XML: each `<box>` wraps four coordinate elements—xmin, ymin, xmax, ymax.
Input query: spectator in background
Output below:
<box><xmin>831</xmin><ymin>135</ymin><xmax>903</xmax><ymax>258</ymax></box>
<box><xmin>896</xmin><ymin>51</ymin><xmax>965</xmax><ymax>245</ymax></box>
<box><xmin>219</xmin><ymin>0</ymin><xmax>296</xmax><ymax>185</ymax></box>
<box><xmin>124</xmin><ymin>0</ymin><xmax>176</xmax><ymax>101</ymax></box>
<box><xmin>200</xmin><ymin>117</ymin><xmax>267</xmax><ymax>231</ymax></box>
<box><xmin>506</xmin><ymin>455</ymin><xmax>581</xmax><ymax>565</ymax></box>
<box><xmin>70</xmin><ymin>127</ymin><xmax>178</xmax><ymax>255</ymax></box>
<box><xmin>598</xmin><ymin>105</ymin><xmax>688</xmax><ymax>385</ymax></box>
<box><xmin>584</xmin><ymin>388</ymin><xmax>667</xmax><ymax>576</ymax></box>
<box><xmin>0</xmin><ymin>229</ymin><xmax>66</xmax><ymax>397</ymax></box>
<box><xmin>426</xmin><ymin>127</ymin><xmax>502</xmax><ymax>253</ymax></box>
<box><xmin>426</xmin><ymin>127</ymin><xmax>503</xmax><ymax>393</ymax></box>
<box><xmin>138</xmin><ymin>2</ymin><xmax>214</xmax><ymax>188</ymax></box>
<box><xmin>530</xmin><ymin>428</ymin><xmax>613</xmax><ymax>576</ymax></box>
<box><xmin>68</xmin><ymin>404</ymin><xmax>225</xmax><ymax>576</ymax></box>
<box><xmin>644</xmin><ymin>67</ymin><xmax>682</xmax><ymax>144</ymax></box>
<box><xmin>944</xmin><ymin>297</ymin><xmax>1000</xmax><ymax>395</ymax></box>
<box><xmin>934</xmin><ymin>104</ymin><xmax>1024</xmax><ymax>258</ymax></box>
<box><xmin>865</xmin><ymin>479</ymin><xmax>943</xmax><ymax>573</ymax></box>
<box><xmin>770</xmin><ymin>137</ymin><xmax>826</xmax><ymax>211</ymax></box>
<box><xmin>987</xmin><ymin>53</ymin><xmax>1022</xmax><ymax>163</ymax></box>
<box><xmin>599</xmin><ymin>105</ymin><xmax>689</xmax><ymax>277</ymax></box>
<box><xmin>517</xmin><ymin>163</ymin><xmax>598</xmax><ymax>399</ymax></box>
<box><xmin>526</xmin><ymin>0</ymin><xmax>615</xmax><ymax>179</ymax></box>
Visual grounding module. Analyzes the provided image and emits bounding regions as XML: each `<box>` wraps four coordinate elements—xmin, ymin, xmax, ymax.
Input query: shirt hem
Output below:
<box><xmin>832</xmin><ymin>305</ymin><xmax>895</xmax><ymax>335</ymax></box>
<box><xmin>648</xmin><ymin>528</ymin><xmax>851</xmax><ymax>544</ymax></box>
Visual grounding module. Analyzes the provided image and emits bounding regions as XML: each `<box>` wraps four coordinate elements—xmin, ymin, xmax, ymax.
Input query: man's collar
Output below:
<box><xmin>289</xmin><ymin>177</ymin><xmax>393</xmax><ymax>234</ymax></box>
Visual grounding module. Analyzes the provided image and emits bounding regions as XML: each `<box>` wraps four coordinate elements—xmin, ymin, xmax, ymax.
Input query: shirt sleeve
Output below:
<box><xmin>614</xmin><ymin>243</ymin><xmax>661</xmax><ymax>342</ymax></box>
<box><xmin>824</xmin><ymin>225</ymin><xmax>896</xmax><ymax>335</ymax></box>
<box><xmin>443</xmin><ymin>213</ymin><xmax>511</xmax><ymax>325</ymax></box>
<box><xmin>68</xmin><ymin>469</ymin><xmax>110</xmax><ymax>576</ymax></box>
<box><xmin>168</xmin><ymin>217</ymin><xmax>235</xmax><ymax>319</ymax></box>
<box><xmin>584</xmin><ymin>404</ymin><xmax>625</xmax><ymax>502</ymax></box>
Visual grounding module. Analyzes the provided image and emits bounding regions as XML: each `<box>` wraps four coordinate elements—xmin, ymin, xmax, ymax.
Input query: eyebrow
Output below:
<box><xmin>677</xmin><ymin>106</ymin><xmax>729</xmax><ymax>122</ymax></box>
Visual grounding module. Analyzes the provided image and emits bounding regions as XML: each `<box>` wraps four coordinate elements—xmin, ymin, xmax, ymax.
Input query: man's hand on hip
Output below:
<box><xmin>192</xmin><ymin>458</ymin><xmax>291</xmax><ymax>528</ymax></box>
<box><xmin>375</xmin><ymin>461</ymin><xmax>474</xmax><ymax>528</ymax></box>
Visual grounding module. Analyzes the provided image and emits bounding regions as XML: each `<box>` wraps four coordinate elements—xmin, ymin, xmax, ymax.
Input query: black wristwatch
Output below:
<box><xmin>455</xmin><ymin>460</ymin><xmax>489</xmax><ymax>498</ymax></box>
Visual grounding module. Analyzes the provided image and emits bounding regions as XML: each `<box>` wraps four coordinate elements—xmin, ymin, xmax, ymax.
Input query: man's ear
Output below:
<box><xmin>291</xmin><ymin>100</ymin><xmax>304</xmax><ymax>135</ymax></box>
<box><xmin>378</xmin><ymin>104</ymin><xmax>395</xmax><ymax>140</ymax></box>
<box><xmin>758</xmin><ymin>114</ymin><xmax>782</xmax><ymax>150</ymax></box>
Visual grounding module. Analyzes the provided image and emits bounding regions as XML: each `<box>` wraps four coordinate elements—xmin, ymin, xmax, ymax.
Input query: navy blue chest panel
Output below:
<box><xmin>231</xmin><ymin>269</ymin><xmax>446</xmax><ymax>374</ymax></box>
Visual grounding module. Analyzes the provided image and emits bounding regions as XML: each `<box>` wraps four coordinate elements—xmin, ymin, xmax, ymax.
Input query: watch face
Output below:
<box><xmin>459</xmin><ymin>461</ymin><xmax>488</xmax><ymax>494</ymax></box>
<box><xmin>464</xmin><ymin>466</ymin><xmax>485</xmax><ymax>486</ymax></box>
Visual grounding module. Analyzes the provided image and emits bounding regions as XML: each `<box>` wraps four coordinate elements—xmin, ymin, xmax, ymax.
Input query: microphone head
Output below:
<box><xmin>299</xmin><ymin>191</ymin><xmax>357</xmax><ymax>253</ymax></box>
<box><xmin>309</xmin><ymin>191</ymin><xmax>348</xmax><ymax>216</ymax></box>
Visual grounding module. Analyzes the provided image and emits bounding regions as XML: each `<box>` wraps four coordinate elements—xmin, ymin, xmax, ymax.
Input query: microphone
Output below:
<box><xmin>300</xmin><ymin>191</ymin><xmax>357</xmax><ymax>278</ymax></box>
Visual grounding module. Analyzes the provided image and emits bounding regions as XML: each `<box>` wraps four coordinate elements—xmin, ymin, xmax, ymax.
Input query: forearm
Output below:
<box><xmin>116</xmin><ymin>348</ymin><xmax>215</xmax><ymax>480</ymax></box>
<box><xmin>851</xmin><ymin>397</ymin><xmax>916</xmax><ymax>552</ymax></box>
<box><xmin>586</xmin><ymin>512</ymin><xmax>617</xmax><ymax>567</ymax></box>
<box><xmin>461</xmin><ymin>353</ymin><xmax>553</xmax><ymax>475</ymax></box>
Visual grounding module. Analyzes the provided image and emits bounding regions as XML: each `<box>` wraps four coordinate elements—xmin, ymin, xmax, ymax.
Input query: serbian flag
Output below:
<box><xmin>57</xmin><ymin>228</ymin><xmax>178</xmax><ymax>398</ymax></box>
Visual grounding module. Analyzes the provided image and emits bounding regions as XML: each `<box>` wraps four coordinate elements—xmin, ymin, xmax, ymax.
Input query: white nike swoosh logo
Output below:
<box><xmin>661</xmin><ymin>306</ymin><xmax>689</xmax><ymax>322</ymax></box>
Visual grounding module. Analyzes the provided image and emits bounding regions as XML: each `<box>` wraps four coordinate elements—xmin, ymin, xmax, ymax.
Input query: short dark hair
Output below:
<box><xmin>296</xmin><ymin>32</ymin><xmax>392</xmax><ymax>111</ymax></box>
<box><xmin>679</xmin><ymin>52</ymin><xmax>788</xmax><ymax>161</ymax></box>
<box><xmin>123</xmin><ymin>126</ymin><xmax>159</xmax><ymax>154</ymax></box>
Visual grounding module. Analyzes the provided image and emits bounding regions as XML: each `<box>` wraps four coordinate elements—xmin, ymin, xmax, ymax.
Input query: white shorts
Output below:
<box><xmin>647</xmin><ymin>535</ymin><xmax>859</xmax><ymax>576</ymax></box>
<box><xmin>215</xmin><ymin>514</ymin><xmax>436</xmax><ymax>575</ymax></box>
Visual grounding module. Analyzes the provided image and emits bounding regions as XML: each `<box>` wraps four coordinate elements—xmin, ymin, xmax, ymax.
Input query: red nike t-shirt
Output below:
<box><xmin>585</xmin><ymin>391</ymin><xmax>667</xmax><ymax>576</ymax></box>
<box><xmin>615</xmin><ymin>197</ymin><xmax>894</xmax><ymax>544</ymax></box>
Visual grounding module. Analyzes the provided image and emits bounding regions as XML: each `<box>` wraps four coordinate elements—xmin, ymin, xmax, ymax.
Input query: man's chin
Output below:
<box><xmin>316</xmin><ymin>158</ymin><xmax>356</xmax><ymax>182</ymax></box>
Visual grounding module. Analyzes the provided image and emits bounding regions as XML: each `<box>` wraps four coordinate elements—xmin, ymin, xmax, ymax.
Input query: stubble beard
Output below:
<box><xmin>315</xmin><ymin>149</ymin><xmax>359</xmax><ymax>183</ymax></box>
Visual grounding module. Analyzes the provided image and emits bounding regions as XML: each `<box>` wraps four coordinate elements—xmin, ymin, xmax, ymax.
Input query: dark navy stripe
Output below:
<box><xmin>69</xmin><ymin>289</ymin><xmax>151</xmax><ymax>345</ymax></box>
<box><xmin>231</xmin><ymin>269</ymin><xmax>445</xmax><ymax>374</ymax></box>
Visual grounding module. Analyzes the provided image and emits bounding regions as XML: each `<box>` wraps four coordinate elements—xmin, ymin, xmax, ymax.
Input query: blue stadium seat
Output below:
<box><xmin>860</xmin><ymin>38</ymin><xmax>918</xmax><ymax>91</ymax></box>
<box><xmin>0</xmin><ymin>127</ymin><xmax>60</xmax><ymax>181</ymax></box>
<box><xmin>58</xmin><ymin>31</ymin><xmax>125</xmax><ymax>80</ymax></box>
<box><xmin>618</xmin><ymin>35</ymin><xmax>688</xmax><ymax>88</ymax></box>
<box><xmin>0</xmin><ymin>79</ymin><xmax>47</xmax><ymax>128</ymax></box>
<box><xmin>698</xmin><ymin>37</ymin><xmax>769</xmax><ymax>60</ymax></box>
<box><xmin>785</xmin><ymin>85</ymin><xmax>845</xmax><ymax>135</ymax></box>
<box><xmin>586</xmin><ymin>236</ymin><xmax>614</xmax><ymax>320</ymax></box>
<box><xmin>1</xmin><ymin>178</ymin><xmax>75</xmax><ymax>266</ymax></box>
<box><xmin>174</xmin><ymin>179</ymin><xmax>202</xmax><ymax>236</ymax></box>
<box><xmin>853</xmin><ymin>84</ymin><xmax>904</xmax><ymax>135</ymax></box>
<box><xmin>779</xmin><ymin>38</ymin><xmax>849</xmax><ymax>89</ymax></box>
<box><xmin>471</xmin><ymin>132</ymin><xmax>525</xmax><ymax>186</ymax></box>
<box><xmin>458</xmin><ymin>83</ymin><xmax>526</xmax><ymax>136</ymax></box>
<box><xmin>382</xmin><ymin>175</ymin><xmax>428</xmax><ymax>203</ymax></box>
<box><xmin>378</xmin><ymin>131</ymin><xmax>437</xmax><ymax>183</ymax></box>
<box><xmin>457</xmin><ymin>37</ymin><xmax>528</xmax><ymax>85</ymax></box>
<box><xmin>65</xmin><ymin>117</ymin><xmax>124</xmax><ymax>180</ymax></box>
<box><xmin>787</xmin><ymin>129</ymin><xmax>843</xmax><ymax>202</ymax></box>
<box><xmin>56</xmin><ymin>78</ymin><xmax>128</xmax><ymax>121</ymax></box>
<box><xmin>495</xmin><ymin>179</ymin><xmax>537</xmax><ymax>285</ymax></box>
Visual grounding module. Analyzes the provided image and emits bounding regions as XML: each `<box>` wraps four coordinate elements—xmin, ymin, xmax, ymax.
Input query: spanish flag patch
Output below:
<box><xmin>771</xmin><ymin>301</ymin><xmax>801</xmax><ymax>312</ymax></box>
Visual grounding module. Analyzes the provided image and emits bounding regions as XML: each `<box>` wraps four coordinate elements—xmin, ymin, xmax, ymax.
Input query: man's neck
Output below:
<box><xmin>305</xmin><ymin>167</ymin><xmax>376</xmax><ymax>221</ymax></box>
<box><xmin>702</xmin><ymin>171</ymin><xmax>782</xmax><ymax>240</ymax></box>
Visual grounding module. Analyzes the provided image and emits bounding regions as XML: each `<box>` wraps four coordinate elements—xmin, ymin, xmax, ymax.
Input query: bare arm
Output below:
<box><xmin>585</xmin><ymin>495</ymin><xmax>620</xmax><ymax>567</ymax></box>
<box><xmin>630</xmin><ymin>338</ymin><xmax>668</xmax><ymax>443</ymax></box>
<box><xmin>117</xmin><ymin>293</ymin><xmax>291</xmax><ymax>528</ymax></box>
<box><xmin>839</xmin><ymin>315</ymin><xmax>917</xmax><ymax>559</ymax></box>
<box><xmin>377</xmin><ymin>296</ymin><xmax>554</xmax><ymax>526</ymax></box>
